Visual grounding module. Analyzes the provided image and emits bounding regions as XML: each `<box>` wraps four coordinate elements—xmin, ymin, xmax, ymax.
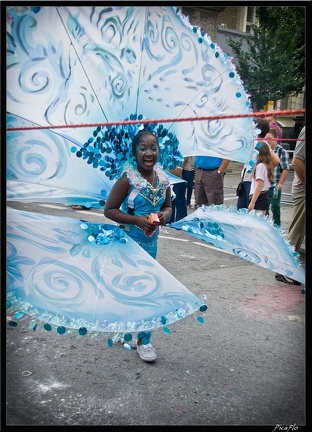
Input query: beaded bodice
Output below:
<box><xmin>121</xmin><ymin>163</ymin><xmax>170</xmax><ymax>215</ymax></box>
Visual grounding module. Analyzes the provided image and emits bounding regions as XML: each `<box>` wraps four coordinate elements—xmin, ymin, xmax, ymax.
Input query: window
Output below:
<box><xmin>245</xmin><ymin>7</ymin><xmax>256</xmax><ymax>33</ymax></box>
<box><xmin>280</xmin><ymin>97</ymin><xmax>289</xmax><ymax>111</ymax></box>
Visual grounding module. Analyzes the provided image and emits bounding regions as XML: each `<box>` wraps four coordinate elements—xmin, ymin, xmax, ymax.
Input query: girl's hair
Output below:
<box><xmin>253</xmin><ymin>141</ymin><xmax>274</xmax><ymax>182</ymax></box>
<box><xmin>131</xmin><ymin>130</ymin><xmax>159</xmax><ymax>154</ymax></box>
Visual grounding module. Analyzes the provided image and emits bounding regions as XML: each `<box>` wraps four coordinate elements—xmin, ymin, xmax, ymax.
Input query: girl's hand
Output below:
<box><xmin>248</xmin><ymin>202</ymin><xmax>255</xmax><ymax>212</ymax></box>
<box><xmin>136</xmin><ymin>216</ymin><xmax>157</xmax><ymax>235</ymax></box>
<box><xmin>157</xmin><ymin>211</ymin><xmax>166</xmax><ymax>225</ymax></box>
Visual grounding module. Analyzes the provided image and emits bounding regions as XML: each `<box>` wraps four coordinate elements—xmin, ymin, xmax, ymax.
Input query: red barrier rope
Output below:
<box><xmin>7</xmin><ymin>109</ymin><xmax>305</xmax><ymax>132</ymax></box>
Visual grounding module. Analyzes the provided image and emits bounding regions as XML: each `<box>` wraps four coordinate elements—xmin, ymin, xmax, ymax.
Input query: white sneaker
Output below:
<box><xmin>136</xmin><ymin>343</ymin><xmax>157</xmax><ymax>362</ymax></box>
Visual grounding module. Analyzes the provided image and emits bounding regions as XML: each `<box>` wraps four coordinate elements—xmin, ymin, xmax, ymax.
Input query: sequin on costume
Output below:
<box><xmin>120</xmin><ymin>163</ymin><xmax>170</xmax><ymax>258</ymax></box>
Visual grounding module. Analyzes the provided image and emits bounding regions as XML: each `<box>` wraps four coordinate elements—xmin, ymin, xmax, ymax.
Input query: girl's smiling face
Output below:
<box><xmin>134</xmin><ymin>133</ymin><xmax>159</xmax><ymax>171</ymax></box>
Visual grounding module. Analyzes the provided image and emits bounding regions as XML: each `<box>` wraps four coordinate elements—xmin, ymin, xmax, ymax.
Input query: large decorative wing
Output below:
<box><xmin>169</xmin><ymin>206</ymin><xmax>305</xmax><ymax>285</ymax></box>
<box><xmin>6</xmin><ymin>5</ymin><xmax>255</xmax><ymax>209</ymax></box>
<box><xmin>7</xmin><ymin>207</ymin><xmax>206</xmax><ymax>335</ymax></box>
<box><xmin>6</xmin><ymin>6</ymin><xmax>304</xmax><ymax>340</ymax></box>
<box><xmin>6</xmin><ymin>113</ymin><xmax>111</xmax><ymax>208</ymax></box>
<box><xmin>7</xmin><ymin>5</ymin><xmax>255</xmax><ymax>168</ymax></box>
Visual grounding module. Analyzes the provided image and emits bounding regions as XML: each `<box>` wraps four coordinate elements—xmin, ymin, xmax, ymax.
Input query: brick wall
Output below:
<box><xmin>217</xmin><ymin>7</ymin><xmax>246</xmax><ymax>32</ymax></box>
<box><xmin>181</xmin><ymin>7</ymin><xmax>222</xmax><ymax>42</ymax></box>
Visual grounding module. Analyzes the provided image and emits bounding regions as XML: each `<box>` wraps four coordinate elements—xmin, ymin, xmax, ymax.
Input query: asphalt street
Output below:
<box><xmin>5</xmin><ymin>184</ymin><xmax>306</xmax><ymax>427</ymax></box>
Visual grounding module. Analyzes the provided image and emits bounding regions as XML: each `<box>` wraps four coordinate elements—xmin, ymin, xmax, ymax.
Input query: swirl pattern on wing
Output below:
<box><xmin>169</xmin><ymin>205</ymin><xmax>305</xmax><ymax>284</ymax></box>
<box><xmin>7</xmin><ymin>6</ymin><xmax>255</xmax><ymax>164</ymax></box>
<box><xmin>7</xmin><ymin>208</ymin><xmax>203</xmax><ymax>333</ymax></box>
<box><xmin>7</xmin><ymin>118</ymin><xmax>68</xmax><ymax>181</ymax></box>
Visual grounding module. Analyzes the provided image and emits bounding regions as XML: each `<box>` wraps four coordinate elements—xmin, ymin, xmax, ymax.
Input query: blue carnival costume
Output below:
<box><xmin>120</xmin><ymin>163</ymin><xmax>171</xmax><ymax>259</ymax></box>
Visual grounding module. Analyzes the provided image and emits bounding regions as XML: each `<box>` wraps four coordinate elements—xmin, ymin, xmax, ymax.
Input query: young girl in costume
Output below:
<box><xmin>104</xmin><ymin>130</ymin><xmax>172</xmax><ymax>362</ymax></box>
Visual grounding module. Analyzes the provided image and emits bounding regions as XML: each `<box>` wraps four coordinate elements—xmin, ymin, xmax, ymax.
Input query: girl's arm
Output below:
<box><xmin>158</xmin><ymin>187</ymin><xmax>172</xmax><ymax>225</ymax></box>
<box><xmin>271</xmin><ymin>150</ymin><xmax>280</xmax><ymax>168</ymax></box>
<box><xmin>104</xmin><ymin>174</ymin><xmax>134</xmax><ymax>224</ymax></box>
<box><xmin>104</xmin><ymin>174</ymin><xmax>166</xmax><ymax>233</ymax></box>
<box><xmin>263</xmin><ymin>141</ymin><xmax>280</xmax><ymax>167</ymax></box>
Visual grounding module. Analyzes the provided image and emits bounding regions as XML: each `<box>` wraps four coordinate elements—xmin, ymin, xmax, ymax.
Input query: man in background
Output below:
<box><xmin>288</xmin><ymin>125</ymin><xmax>305</xmax><ymax>253</ymax></box>
<box><xmin>275</xmin><ymin>126</ymin><xmax>305</xmax><ymax>285</ymax></box>
<box><xmin>194</xmin><ymin>155</ymin><xmax>230</xmax><ymax>206</ymax></box>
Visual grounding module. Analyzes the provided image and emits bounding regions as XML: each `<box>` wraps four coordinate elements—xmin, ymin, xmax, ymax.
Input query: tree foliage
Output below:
<box><xmin>227</xmin><ymin>6</ymin><xmax>305</xmax><ymax>110</ymax></box>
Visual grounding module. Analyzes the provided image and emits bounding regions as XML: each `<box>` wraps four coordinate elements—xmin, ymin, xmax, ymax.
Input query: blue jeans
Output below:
<box><xmin>169</xmin><ymin>182</ymin><xmax>187</xmax><ymax>223</ymax></box>
<box><xmin>237</xmin><ymin>181</ymin><xmax>251</xmax><ymax>210</ymax></box>
<box><xmin>266</xmin><ymin>186</ymin><xmax>281</xmax><ymax>227</ymax></box>
<box><xmin>182</xmin><ymin>169</ymin><xmax>195</xmax><ymax>206</ymax></box>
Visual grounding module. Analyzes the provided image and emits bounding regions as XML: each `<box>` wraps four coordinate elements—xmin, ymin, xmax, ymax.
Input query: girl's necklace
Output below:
<box><xmin>137</xmin><ymin>169</ymin><xmax>159</xmax><ymax>193</ymax></box>
<box><xmin>146</xmin><ymin>170</ymin><xmax>158</xmax><ymax>193</ymax></box>
<box><xmin>150</xmin><ymin>171</ymin><xmax>156</xmax><ymax>188</ymax></box>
